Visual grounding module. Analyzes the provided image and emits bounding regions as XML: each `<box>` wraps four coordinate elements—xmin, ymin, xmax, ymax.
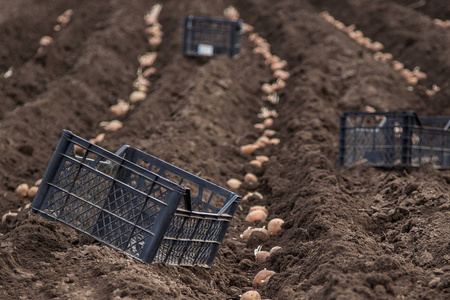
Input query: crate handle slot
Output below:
<box><xmin>217</xmin><ymin>194</ymin><xmax>240</xmax><ymax>215</ymax></box>
<box><xmin>114</xmin><ymin>144</ymin><xmax>131</xmax><ymax>157</ymax></box>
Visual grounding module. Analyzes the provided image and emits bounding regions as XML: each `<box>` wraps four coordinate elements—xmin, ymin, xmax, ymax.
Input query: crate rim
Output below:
<box><xmin>340</xmin><ymin>111</ymin><xmax>450</xmax><ymax>130</ymax></box>
<box><xmin>58</xmin><ymin>130</ymin><xmax>241</xmax><ymax>214</ymax></box>
<box><xmin>64</xmin><ymin>131</ymin><xmax>187</xmax><ymax>195</ymax></box>
<box><xmin>185</xmin><ymin>15</ymin><xmax>243</xmax><ymax>26</ymax></box>
<box><xmin>118</xmin><ymin>145</ymin><xmax>241</xmax><ymax>212</ymax></box>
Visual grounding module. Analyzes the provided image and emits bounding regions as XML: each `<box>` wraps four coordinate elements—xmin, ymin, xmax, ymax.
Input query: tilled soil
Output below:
<box><xmin>0</xmin><ymin>0</ymin><xmax>449</xmax><ymax>299</ymax></box>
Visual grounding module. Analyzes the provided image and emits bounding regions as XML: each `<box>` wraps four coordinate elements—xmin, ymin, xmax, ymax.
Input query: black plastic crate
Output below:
<box><xmin>182</xmin><ymin>15</ymin><xmax>243</xmax><ymax>58</ymax></box>
<box><xmin>339</xmin><ymin>111</ymin><xmax>450</xmax><ymax>169</ymax></box>
<box><xmin>31</xmin><ymin>130</ymin><xmax>241</xmax><ymax>267</ymax></box>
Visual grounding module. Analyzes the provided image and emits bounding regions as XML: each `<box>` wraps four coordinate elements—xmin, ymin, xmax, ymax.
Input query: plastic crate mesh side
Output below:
<box><xmin>60</xmin><ymin>194</ymin><xmax>101</xmax><ymax>229</ymax></box>
<box><xmin>184</xmin><ymin>17</ymin><xmax>241</xmax><ymax>57</ymax></box>
<box><xmin>380</xmin><ymin>126</ymin><xmax>403</xmax><ymax>166</ymax></box>
<box><xmin>100</xmin><ymin>182</ymin><xmax>148</xmax><ymax>224</ymax></box>
<box><xmin>411</xmin><ymin>127</ymin><xmax>450</xmax><ymax>168</ymax></box>
<box><xmin>194</xmin><ymin>190</ymin><xmax>224</xmax><ymax>214</ymax></box>
<box><xmin>176</xmin><ymin>184</ymin><xmax>224</xmax><ymax>213</ymax></box>
<box><xmin>159</xmin><ymin>240</ymin><xmax>189</xmax><ymax>265</ymax></box>
<box><xmin>139</xmin><ymin>158</ymin><xmax>225</xmax><ymax>213</ymax></box>
<box><xmin>139</xmin><ymin>208</ymin><xmax>188</xmax><ymax>263</ymax></box>
<box><xmin>50</xmin><ymin>160</ymin><xmax>155</xmax><ymax>255</ymax></box>
<box><xmin>340</xmin><ymin>113</ymin><xmax>450</xmax><ymax>168</ymax></box>
<box><xmin>343</xmin><ymin>128</ymin><xmax>384</xmax><ymax>166</ymax></box>
<box><xmin>120</xmin><ymin>171</ymin><xmax>169</xmax><ymax>203</ymax></box>
<box><xmin>191</xmin><ymin>218</ymin><xmax>222</xmax><ymax>241</ymax></box>
<box><xmin>155</xmin><ymin>215</ymin><xmax>233</xmax><ymax>267</ymax></box>
<box><xmin>135</xmin><ymin>200</ymin><xmax>162</xmax><ymax>230</ymax></box>
<box><xmin>152</xmin><ymin>214</ymin><xmax>225</xmax><ymax>266</ymax></box>
<box><xmin>46</xmin><ymin>155</ymin><xmax>171</xmax><ymax>259</ymax></box>
<box><xmin>54</xmin><ymin>162</ymin><xmax>114</xmax><ymax>228</ymax></box>
<box><xmin>45</xmin><ymin>159</ymin><xmax>112</xmax><ymax>227</ymax></box>
<box><xmin>176</xmin><ymin>216</ymin><xmax>198</xmax><ymax>239</ymax></box>
<box><xmin>153</xmin><ymin>239</ymin><xmax>211</xmax><ymax>266</ymax></box>
<box><xmin>55</xmin><ymin>159</ymin><xmax>81</xmax><ymax>190</ymax></box>
<box><xmin>191</xmin><ymin>21</ymin><xmax>231</xmax><ymax>51</ymax></box>
<box><xmin>194</xmin><ymin>242</ymin><xmax>215</xmax><ymax>266</ymax></box>
<box><xmin>162</xmin><ymin>214</ymin><xmax>186</xmax><ymax>238</ymax></box>
<box><xmin>88</xmin><ymin>181</ymin><xmax>169</xmax><ymax>257</ymax></box>
<box><xmin>343</xmin><ymin>125</ymin><xmax>403</xmax><ymax>167</ymax></box>
<box><xmin>127</xmin><ymin>227</ymin><xmax>150</xmax><ymax>257</ymax></box>
<box><xmin>152</xmin><ymin>239</ymin><xmax>170</xmax><ymax>262</ymax></box>
<box><xmin>90</xmin><ymin>211</ymin><xmax>134</xmax><ymax>250</ymax></box>
<box><xmin>179</xmin><ymin>241</ymin><xmax>213</xmax><ymax>266</ymax></box>
<box><xmin>177</xmin><ymin>241</ymin><xmax>202</xmax><ymax>265</ymax></box>
<box><xmin>132</xmin><ymin>149</ymin><xmax>239</xmax><ymax>215</ymax></box>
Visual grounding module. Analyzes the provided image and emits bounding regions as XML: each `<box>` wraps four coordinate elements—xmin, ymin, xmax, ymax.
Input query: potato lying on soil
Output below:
<box><xmin>100</xmin><ymin>120</ymin><xmax>123</xmax><ymax>132</ymax></box>
<box><xmin>263</xmin><ymin>118</ymin><xmax>273</xmax><ymax>128</ymax></box>
<box><xmin>246</xmin><ymin>210</ymin><xmax>268</xmax><ymax>223</ymax></box>
<box><xmin>249</xmin><ymin>160</ymin><xmax>262</xmax><ymax>167</ymax></box>
<box><xmin>241</xmin><ymin>144</ymin><xmax>258</xmax><ymax>156</ymax></box>
<box><xmin>270</xmin><ymin>246</ymin><xmax>282</xmax><ymax>254</ymax></box>
<box><xmin>254</xmin><ymin>123</ymin><xmax>265</xmax><ymax>130</ymax></box>
<box><xmin>253</xmin><ymin>269</ymin><xmax>276</xmax><ymax>288</ymax></box>
<box><xmin>244</xmin><ymin>173</ymin><xmax>258</xmax><ymax>184</ymax></box>
<box><xmin>242</xmin><ymin>192</ymin><xmax>264</xmax><ymax>201</ymax></box>
<box><xmin>227</xmin><ymin>178</ymin><xmax>242</xmax><ymax>189</ymax></box>
<box><xmin>110</xmin><ymin>99</ymin><xmax>130</xmax><ymax>117</ymax></box>
<box><xmin>27</xmin><ymin>186</ymin><xmax>39</xmax><ymax>198</ymax></box>
<box><xmin>94</xmin><ymin>133</ymin><xmax>106</xmax><ymax>144</ymax></box>
<box><xmin>2</xmin><ymin>212</ymin><xmax>18</xmax><ymax>223</ymax></box>
<box><xmin>255</xmin><ymin>250</ymin><xmax>270</xmax><ymax>263</ymax></box>
<box><xmin>15</xmin><ymin>183</ymin><xmax>29</xmax><ymax>197</ymax></box>
<box><xmin>241</xmin><ymin>290</ymin><xmax>261</xmax><ymax>300</ymax></box>
<box><xmin>270</xmin><ymin>138</ymin><xmax>281</xmax><ymax>145</ymax></box>
<box><xmin>268</xmin><ymin>218</ymin><xmax>285</xmax><ymax>235</ymax></box>
<box><xmin>249</xmin><ymin>206</ymin><xmax>268</xmax><ymax>215</ymax></box>
<box><xmin>241</xmin><ymin>227</ymin><xmax>269</xmax><ymax>240</ymax></box>
<box><xmin>264</xmin><ymin>129</ymin><xmax>276</xmax><ymax>137</ymax></box>
<box><xmin>256</xmin><ymin>155</ymin><xmax>269</xmax><ymax>163</ymax></box>
<box><xmin>129</xmin><ymin>91</ymin><xmax>147</xmax><ymax>103</ymax></box>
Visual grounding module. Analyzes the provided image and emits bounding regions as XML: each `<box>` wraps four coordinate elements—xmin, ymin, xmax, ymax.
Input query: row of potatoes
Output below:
<box><xmin>320</xmin><ymin>11</ymin><xmax>440</xmax><ymax>97</ymax></box>
<box><xmin>3</xmin><ymin>9</ymin><xmax>76</xmax><ymax>222</ymax></box>
<box><xmin>224</xmin><ymin>6</ymin><xmax>290</xmax><ymax>300</ymax></box>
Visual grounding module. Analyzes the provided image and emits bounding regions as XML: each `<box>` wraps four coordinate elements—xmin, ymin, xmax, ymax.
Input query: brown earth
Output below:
<box><xmin>0</xmin><ymin>0</ymin><xmax>449</xmax><ymax>299</ymax></box>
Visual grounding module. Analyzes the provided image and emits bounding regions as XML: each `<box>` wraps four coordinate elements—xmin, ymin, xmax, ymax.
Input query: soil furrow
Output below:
<box><xmin>310</xmin><ymin>0</ymin><xmax>450</xmax><ymax>116</ymax></box>
<box><xmin>0</xmin><ymin>0</ymin><xmax>74</xmax><ymax>71</ymax></box>
<box><xmin>389</xmin><ymin>0</ymin><xmax>450</xmax><ymax>20</ymax></box>
<box><xmin>0</xmin><ymin>0</ymin><xmax>155</xmax><ymax>213</ymax></box>
<box><xmin>0</xmin><ymin>1</ymin><xmax>133</xmax><ymax>120</ymax></box>
<box><xmin>233</xmin><ymin>0</ymin><xmax>450</xmax><ymax>298</ymax></box>
<box><xmin>0</xmin><ymin>0</ymin><xmax>449</xmax><ymax>299</ymax></box>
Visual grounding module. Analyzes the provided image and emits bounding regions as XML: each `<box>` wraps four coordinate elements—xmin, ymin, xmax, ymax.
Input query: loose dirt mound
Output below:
<box><xmin>0</xmin><ymin>0</ymin><xmax>449</xmax><ymax>299</ymax></box>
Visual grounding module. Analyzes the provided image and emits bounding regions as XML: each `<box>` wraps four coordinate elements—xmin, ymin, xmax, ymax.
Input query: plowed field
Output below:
<box><xmin>1</xmin><ymin>0</ymin><xmax>449</xmax><ymax>299</ymax></box>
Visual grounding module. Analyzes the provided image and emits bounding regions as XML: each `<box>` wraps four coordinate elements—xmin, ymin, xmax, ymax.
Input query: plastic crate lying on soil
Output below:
<box><xmin>339</xmin><ymin>111</ymin><xmax>450</xmax><ymax>169</ymax></box>
<box><xmin>31</xmin><ymin>130</ymin><xmax>241</xmax><ymax>267</ymax></box>
<box><xmin>182</xmin><ymin>15</ymin><xmax>243</xmax><ymax>58</ymax></box>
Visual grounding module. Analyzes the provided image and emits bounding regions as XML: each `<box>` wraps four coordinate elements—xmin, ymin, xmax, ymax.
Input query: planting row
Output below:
<box><xmin>2</xmin><ymin>4</ymin><xmax>165</xmax><ymax>224</ymax></box>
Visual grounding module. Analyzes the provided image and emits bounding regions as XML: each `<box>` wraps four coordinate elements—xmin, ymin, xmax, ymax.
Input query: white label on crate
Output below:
<box><xmin>198</xmin><ymin>44</ymin><xmax>214</xmax><ymax>56</ymax></box>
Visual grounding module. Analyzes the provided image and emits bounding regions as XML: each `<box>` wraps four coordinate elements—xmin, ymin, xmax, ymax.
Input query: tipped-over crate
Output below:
<box><xmin>339</xmin><ymin>111</ymin><xmax>450</xmax><ymax>169</ymax></box>
<box><xmin>31</xmin><ymin>130</ymin><xmax>241</xmax><ymax>267</ymax></box>
<box><xmin>182</xmin><ymin>15</ymin><xmax>243</xmax><ymax>58</ymax></box>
